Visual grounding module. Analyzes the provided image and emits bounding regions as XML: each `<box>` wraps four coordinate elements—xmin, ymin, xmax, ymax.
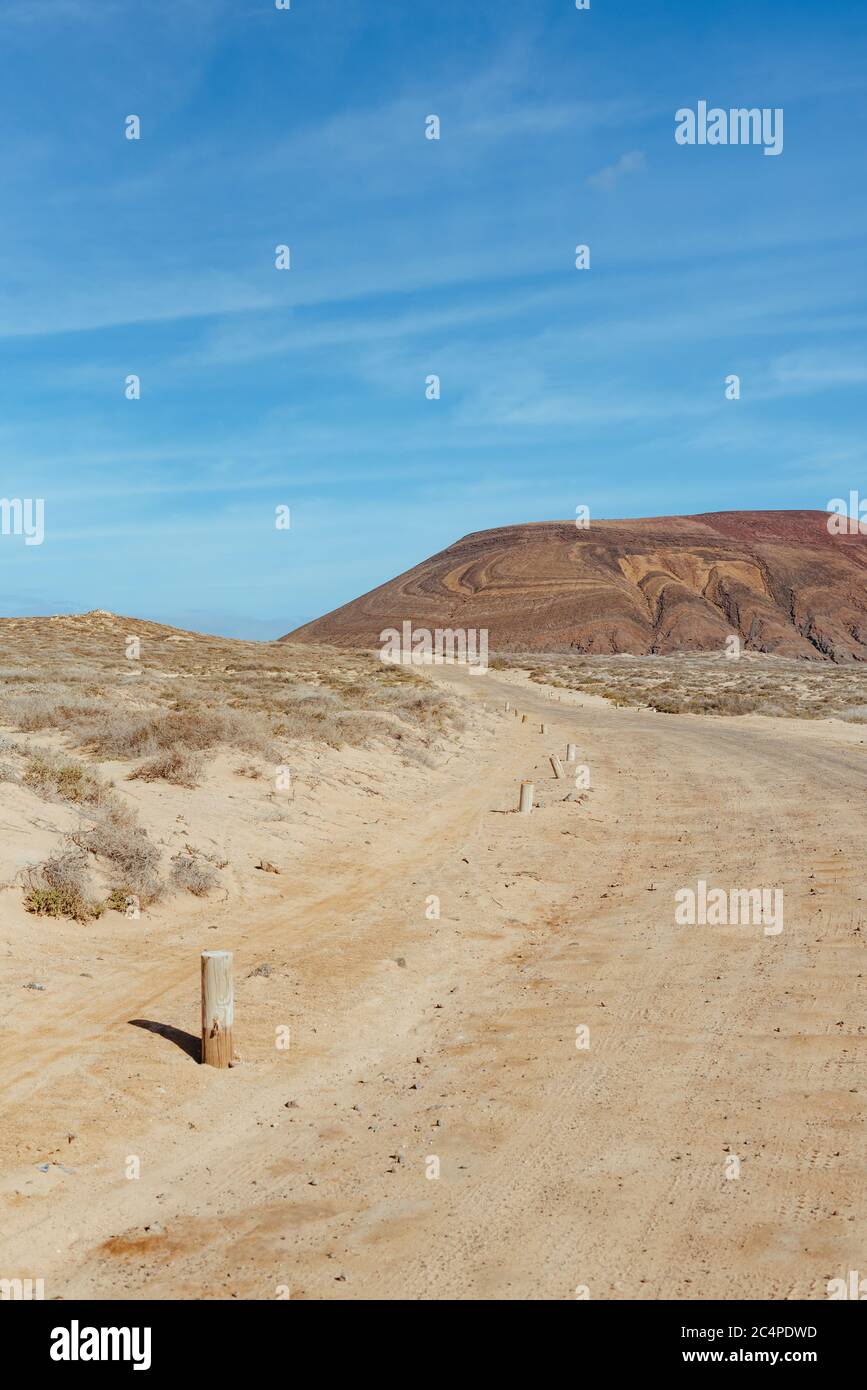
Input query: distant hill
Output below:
<box><xmin>283</xmin><ymin>510</ymin><xmax>867</xmax><ymax>660</ymax></box>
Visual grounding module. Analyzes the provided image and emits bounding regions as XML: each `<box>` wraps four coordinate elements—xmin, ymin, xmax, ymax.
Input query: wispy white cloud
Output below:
<box><xmin>0</xmin><ymin>0</ymin><xmax>110</xmax><ymax>26</ymax></box>
<box><xmin>468</xmin><ymin>100</ymin><xmax>638</xmax><ymax>140</ymax></box>
<box><xmin>771</xmin><ymin>349</ymin><xmax>867</xmax><ymax>390</ymax></box>
<box><xmin>586</xmin><ymin>150</ymin><xmax>646</xmax><ymax>191</ymax></box>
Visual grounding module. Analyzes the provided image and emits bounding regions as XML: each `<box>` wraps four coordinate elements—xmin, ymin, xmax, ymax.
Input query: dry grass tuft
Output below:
<box><xmin>128</xmin><ymin>747</ymin><xmax>203</xmax><ymax>788</ymax></box>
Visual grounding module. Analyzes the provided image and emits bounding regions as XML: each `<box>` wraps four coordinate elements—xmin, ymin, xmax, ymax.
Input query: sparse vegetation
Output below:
<box><xmin>499</xmin><ymin>651</ymin><xmax>867</xmax><ymax>721</ymax></box>
<box><xmin>24</xmin><ymin>852</ymin><xmax>104</xmax><ymax>923</ymax></box>
<box><xmin>0</xmin><ymin>622</ymin><xmax>461</xmax><ymax>760</ymax></box>
<box><xmin>0</xmin><ymin>615</ymin><xmax>465</xmax><ymax>920</ymax></box>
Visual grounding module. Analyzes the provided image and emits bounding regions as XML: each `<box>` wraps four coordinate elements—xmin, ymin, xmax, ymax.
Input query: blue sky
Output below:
<box><xmin>0</xmin><ymin>0</ymin><xmax>864</xmax><ymax>638</ymax></box>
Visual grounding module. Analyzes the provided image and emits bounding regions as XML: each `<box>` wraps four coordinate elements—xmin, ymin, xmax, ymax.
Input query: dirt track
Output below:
<box><xmin>2</xmin><ymin>668</ymin><xmax>865</xmax><ymax>1300</ymax></box>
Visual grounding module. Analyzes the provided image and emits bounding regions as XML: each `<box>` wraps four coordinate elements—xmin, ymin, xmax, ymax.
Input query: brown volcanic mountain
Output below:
<box><xmin>285</xmin><ymin>510</ymin><xmax>867</xmax><ymax>660</ymax></box>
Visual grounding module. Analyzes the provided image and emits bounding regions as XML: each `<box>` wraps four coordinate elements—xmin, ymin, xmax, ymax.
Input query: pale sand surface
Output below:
<box><xmin>1</xmin><ymin>663</ymin><xmax>865</xmax><ymax>1299</ymax></box>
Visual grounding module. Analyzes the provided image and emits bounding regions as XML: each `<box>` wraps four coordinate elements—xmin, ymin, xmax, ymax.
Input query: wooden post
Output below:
<box><xmin>505</xmin><ymin>701</ymin><xmax>510</xmax><ymax>712</ymax></box>
<box><xmin>540</xmin><ymin>723</ymin><xmax>548</xmax><ymax>734</ymax></box>
<box><xmin>566</xmin><ymin>743</ymin><xmax>577</xmax><ymax>762</ymax></box>
<box><xmin>201</xmin><ymin>950</ymin><xmax>234</xmax><ymax>1068</ymax></box>
<box><xmin>521</xmin><ymin>713</ymin><xmax>527</xmax><ymax>724</ymax></box>
<box><xmin>549</xmin><ymin>755</ymin><xmax>565</xmax><ymax>779</ymax></box>
<box><xmin>518</xmin><ymin>781</ymin><xmax>534</xmax><ymax>814</ymax></box>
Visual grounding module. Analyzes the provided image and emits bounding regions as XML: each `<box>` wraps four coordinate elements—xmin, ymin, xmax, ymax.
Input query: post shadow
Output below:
<box><xmin>129</xmin><ymin>1018</ymin><xmax>201</xmax><ymax>1063</ymax></box>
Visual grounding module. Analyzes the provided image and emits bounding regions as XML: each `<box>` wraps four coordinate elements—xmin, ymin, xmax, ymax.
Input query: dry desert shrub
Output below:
<box><xmin>170</xmin><ymin>852</ymin><xmax>218</xmax><ymax>896</ymax></box>
<box><xmin>0</xmin><ymin>684</ymin><xmax>275</xmax><ymax>761</ymax></box>
<box><xmin>0</xmin><ymin>692</ymin><xmax>57</xmax><ymax>730</ymax></box>
<box><xmin>270</xmin><ymin>692</ymin><xmax>350</xmax><ymax>745</ymax></box>
<box><xmin>72</xmin><ymin>800</ymin><xmax>163</xmax><ymax>905</ymax></box>
<box><xmin>386</xmin><ymin>685</ymin><xmax>458</xmax><ymax>732</ymax></box>
<box><xmin>267</xmin><ymin>681</ymin><xmax>457</xmax><ymax>749</ymax></box>
<box><xmin>76</xmin><ymin>704</ymin><xmax>275</xmax><ymax>760</ymax></box>
<box><xmin>24</xmin><ymin>851</ymin><xmax>104</xmax><ymax>923</ymax></box>
<box><xmin>128</xmin><ymin>747</ymin><xmax>203</xmax><ymax>788</ymax></box>
<box><xmin>104</xmin><ymin>888</ymin><xmax>127</xmax><ymax>913</ymax></box>
<box><xmin>22</xmin><ymin>752</ymin><xmax>110</xmax><ymax>805</ymax></box>
<box><xmin>1</xmin><ymin>690</ymin><xmax>106</xmax><ymax>731</ymax></box>
<box><xmin>643</xmin><ymin>690</ymin><xmax>771</xmax><ymax>716</ymax></box>
<box><xmin>838</xmin><ymin>704</ymin><xmax>867</xmax><ymax>723</ymax></box>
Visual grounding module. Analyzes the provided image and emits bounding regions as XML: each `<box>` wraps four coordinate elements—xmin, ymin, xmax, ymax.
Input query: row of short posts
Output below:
<box><xmin>506</xmin><ymin>699</ymin><xmax>577</xmax><ymax>815</ymax></box>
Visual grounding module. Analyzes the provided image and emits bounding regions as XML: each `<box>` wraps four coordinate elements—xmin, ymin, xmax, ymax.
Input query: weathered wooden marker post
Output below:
<box><xmin>541</xmin><ymin>723</ymin><xmax>548</xmax><ymax>735</ymax></box>
<box><xmin>505</xmin><ymin>701</ymin><xmax>510</xmax><ymax>712</ymax></box>
<box><xmin>521</xmin><ymin>713</ymin><xmax>528</xmax><ymax>724</ymax></box>
<box><xmin>201</xmin><ymin>949</ymin><xmax>234</xmax><ymax>1068</ymax></box>
<box><xmin>566</xmin><ymin>743</ymin><xmax>577</xmax><ymax>762</ymax></box>
<box><xmin>519</xmin><ymin>780</ymin><xmax>534</xmax><ymax>814</ymax></box>
<box><xmin>550</xmin><ymin>755</ymin><xmax>565</xmax><ymax>779</ymax></box>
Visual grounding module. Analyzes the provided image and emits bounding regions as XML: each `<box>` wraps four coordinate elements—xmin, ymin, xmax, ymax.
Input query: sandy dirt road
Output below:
<box><xmin>1</xmin><ymin>668</ymin><xmax>865</xmax><ymax>1300</ymax></box>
